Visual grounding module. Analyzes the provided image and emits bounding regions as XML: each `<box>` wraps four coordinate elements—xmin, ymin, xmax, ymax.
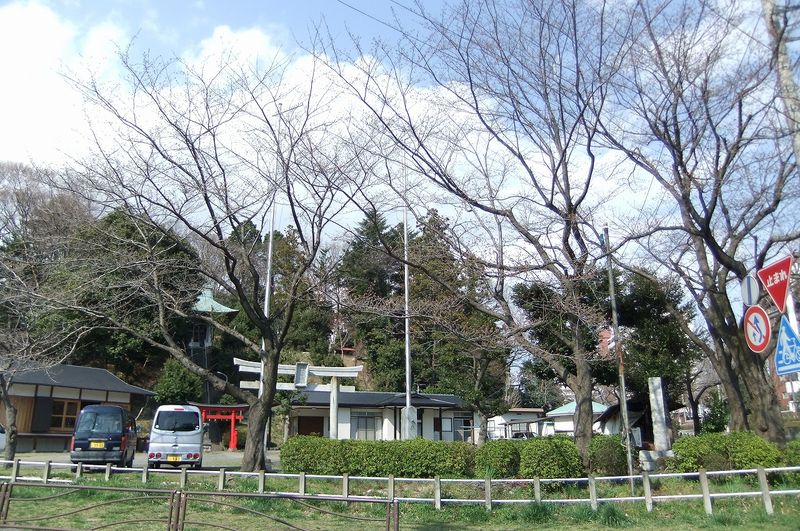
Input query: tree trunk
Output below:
<box><xmin>571</xmin><ymin>351</ymin><xmax>594</xmax><ymax>471</ymax></box>
<box><xmin>3</xmin><ymin>402</ymin><xmax>17</xmax><ymax>462</ymax></box>
<box><xmin>685</xmin><ymin>376</ymin><xmax>702</xmax><ymax>436</ymax></box>
<box><xmin>240</xmin><ymin>348</ymin><xmax>281</xmax><ymax>472</ymax></box>
<box><xmin>477</xmin><ymin>412</ymin><xmax>488</xmax><ymax>446</ymax></box>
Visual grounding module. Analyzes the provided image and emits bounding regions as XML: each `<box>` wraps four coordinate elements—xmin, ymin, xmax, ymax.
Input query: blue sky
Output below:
<box><xmin>0</xmin><ymin>0</ymin><xmax>443</xmax><ymax>164</ymax></box>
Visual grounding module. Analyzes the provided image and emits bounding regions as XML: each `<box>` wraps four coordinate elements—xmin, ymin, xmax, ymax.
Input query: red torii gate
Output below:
<box><xmin>192</xmin><ymin>403</ymin><xmax>248</xmax><ymax>451</ymax></box>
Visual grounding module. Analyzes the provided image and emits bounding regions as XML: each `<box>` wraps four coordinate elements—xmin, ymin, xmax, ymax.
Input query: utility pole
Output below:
<box><xmin>604</xmin><ymin>227</ymin><xmax>635</xmax><ymax>494</ymax></box>
<box><xmin>401</xmin><ymin>174</ymin><xmax>416</xmax><ymax>439</ymax></box>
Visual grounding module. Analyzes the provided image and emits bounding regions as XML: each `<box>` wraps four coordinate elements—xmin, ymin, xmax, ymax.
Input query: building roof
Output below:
<box><xmin>545</xmin><ymin>400</ymin><xmax>607</xmax><ymax>418</ymax></box>
<box><xmin>193</xmin><ymin>288</ymin><xmax>238</xmax><ymax>314</ymax></box>
<box><xmin>292</xmin><ymin>390</ymin><xmax>468</xmax><ymax>409</ymax></box>
<box><xmin>12</xmin><ymin>365</ymin><xmax>154</xmax><ymax>396</ymax></box>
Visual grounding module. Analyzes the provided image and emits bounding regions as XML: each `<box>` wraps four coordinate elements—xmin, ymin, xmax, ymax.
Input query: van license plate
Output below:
<box><xmin>89</xmin><ymin>441</ymin><xmax>105</xmax><ymax>449</ymax></box>
<box><xmin>167</xmin><ymin>455</ymin><xmax>180</xmax><ymax>462</ymax></box>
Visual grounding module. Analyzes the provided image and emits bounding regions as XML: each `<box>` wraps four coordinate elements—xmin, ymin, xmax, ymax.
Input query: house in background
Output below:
<box><xmin>288</xmin><ymin>387</ymin><xmax>481</xmax><ymax>442</ymax></box>
<box><xmin>0</xmin><ymin>365</ymin><xmax>154</xmax><ymax>452</ymax></box>
<box><xmin>486</xmin><ymin>407</ymin><xmax>545</xmax><ymax>439</ymax></box>
<box><xmin>539</xmin><ymin>400</ymin><xmax>607</xmax><ymax>436</ymax></box>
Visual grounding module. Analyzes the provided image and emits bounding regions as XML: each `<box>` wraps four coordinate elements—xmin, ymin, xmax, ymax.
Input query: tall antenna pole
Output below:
<box><xmin>401</xmin><ymin>163</ymin><xmax>416</xmax><ymax>439</ymax></box>
<box><xmin>604</xmin><ymin>227</ymin><xmax>635</xmax><ymax>494</ymax></box>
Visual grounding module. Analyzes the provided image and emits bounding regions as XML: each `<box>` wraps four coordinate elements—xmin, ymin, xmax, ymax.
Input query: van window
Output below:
<box><xmin>75</xmin><ymin>411</ymin><xmax>122</xmax><ymax>434</ymax></box>
<box><xmin>155</xmin><ymin>411</ymin><xmax>200</xmax><ymax>431</ymax></box>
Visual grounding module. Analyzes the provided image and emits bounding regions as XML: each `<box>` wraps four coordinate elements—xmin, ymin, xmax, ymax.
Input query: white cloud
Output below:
<box><xmin>0</xmin><ymin>2</ymin><xmax>126</xmax><ymax>166</ymax></box>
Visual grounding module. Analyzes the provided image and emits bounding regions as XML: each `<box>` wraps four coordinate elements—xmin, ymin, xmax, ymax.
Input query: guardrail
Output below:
<box><xmin>1</xmin><ymin>459</ymin><xmax>799</xmax><ymax>516</ymax></box>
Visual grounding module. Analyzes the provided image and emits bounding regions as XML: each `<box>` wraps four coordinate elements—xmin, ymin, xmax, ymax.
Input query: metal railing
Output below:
<box><xmin>1</xmin><ymin>459</ymin><xmax>798</xmax><ymax>517</ymax></box>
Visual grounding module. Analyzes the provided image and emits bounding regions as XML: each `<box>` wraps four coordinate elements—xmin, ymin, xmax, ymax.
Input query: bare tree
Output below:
<box><xmin>605</xmin><ymin>0</ymin><xmax>799</xmax><ymax>443</ymax></box>
<box><xmin>323</xmin><ymin>0</ymin><xmax>631</xmax><ymax>465</ymax></box>
<box><xmin>0</xmin><ymin>163</ymin><xmax>94</xmax><ymax>460</ymax></box>
<box><xmin>60</xmin><ymin>50</ymin><xmax>362</xmax><ymax>471</ymax></box>
<box><xmin>762</xmin><ymin>0</ymin><xmax>800</xmax><ymax>163</ymax></box>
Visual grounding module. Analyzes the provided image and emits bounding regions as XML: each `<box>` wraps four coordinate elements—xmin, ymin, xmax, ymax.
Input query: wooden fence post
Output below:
<box><xmin>388</xmin><ymin>475</ymin><xmax>395</xmax><ymax>503</ymax></box>
<box><xmin>258</xmin><ymin>470</ymin><xmax>265</xmax><ymax>494</ymax></box>
<box><xmin>180</xmin><ymin>467</ymin><xmax>188</xmax><ymax>490</ymax></box>
<box><xmin>342</xmin><ymin>473</ymin><xmax>349</xmax><ymax>505</ymax></box>
<box><xmin>141</xmin><ymin>465</ymin><xmax>149</xmax><ymax>484</ymax></box>
<box><xmin>433</xmin><ymin>476</ymin><xmax>441</xmax><ymax>510</ymax></box>
<box><xmin>642</xmin><ymin>471</ymin><xmax>653</xmax><ymax>512</ymax></box>
<box><xmin>216</xmin><ymin>468</ymin><xmax>225</xmax><ymax>491</ymax></box>
<box><xmin>699</xmin><ymin>469</ymin><xmax>713</xmax><ymax>515</ymax></box>
<box><xmin>299</xmin><ymin>472</ymin><xmax>306</xmax><ymax>495</ymax></box>
<box><xmin>484</xmin><ymin>477</ymin><xmax>492</xmax><ymax>511</ymax></box>
<box><xmin>0</xmin><ymin>483</ymin><xmax>12</xmax><ymax>523</ymax></box>
<box><xmin>588</xmin><ymin>475</ymin><xmax>598</xmax><ymax>511</ymax></box>
<box><xmin>75</xmin><ymin>462</ymin><xmax>83</xmax><ymax>481</ymax></box>
<box><xmin>10</xmin><ymin>460</ymin><xmax>18</xmax><ymax>482</ymax></box>
<box><xmin>392</xmin><ymin>498</ymin><xmax>400</xmax><ymax>531</ymax></box>
<box><xmin>42</xmin><ymin>461</ymin><xmax>51</xmax><ymax>484</ymax></box>
<box><xmin>757</xmin><ymin>467</ymin><xmax>774</xmax><ymax>516</ymax></box>
<box><xmin>534</xmin><ymin>477</ymin><xmax>541</xmax><ymax>502</ymax></box>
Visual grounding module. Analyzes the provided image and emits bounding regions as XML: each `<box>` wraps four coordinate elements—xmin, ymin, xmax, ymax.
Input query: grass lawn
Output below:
<box><xmin>1</xmin><ymin>467</ymin><xmax>798</xmax><ymax>529</ymax></box>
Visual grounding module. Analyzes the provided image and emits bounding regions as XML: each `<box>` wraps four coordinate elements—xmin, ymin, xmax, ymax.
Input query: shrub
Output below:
<box><xmin>475</xmin><ymin>440</ymin><xmax>520</xmax><ymax>478</ymax></box>
<box><xmin>280</xmin><ymin>436</ymin><xmax>474</xmax><ymax>477</ymax></box>
<box><xmin>784</xmin><ymin>439</ymin><xmax>800</xmax><ymax>465</ymax></box>
<box><xmin>519</xmin><ymin>436</ymin><xmax>582</xmax><ymax>479</ymax></box>
<box><xmin>588</xmin><ymin>435</ymin><xmax>628</xmax><ymax>476</ymax></box>
<box><xmin>153</xmin><ymin>358</ymin><xmax>203</xmax><ymax>404</ymax></box>
<box><xmin>668</xmin><ymin>432</ymin><xmax>782</xmax><ymax>472</ymax></box>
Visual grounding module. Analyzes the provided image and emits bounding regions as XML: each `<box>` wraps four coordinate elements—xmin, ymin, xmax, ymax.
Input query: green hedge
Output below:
<box><xmin>784</xmin><ymin>439</ymin><xmax>800</xmax><ymax>466</ymax></box>
<box><xmin>667</xmin><ymin>432</ymin><xmax>782</xmax><ymax>472</ymax></box>
<box><xmin>519</xmin><ymin>436</ymin><xmax>582</xmax><ymax>479</ymax></box>
<box><xmin>588</xmin><ymin>435</ymin><xmax>628</xmax><ymax>476</ymax></box>
<box><xmin>280</xmin><ymin>436</ymin><xmax>474</xmax><ymax>477</ymax></box>
<box><xmin>475</xmin><ymin>440</ymin><xmax>521</xmax><ymax>478</ymax></box>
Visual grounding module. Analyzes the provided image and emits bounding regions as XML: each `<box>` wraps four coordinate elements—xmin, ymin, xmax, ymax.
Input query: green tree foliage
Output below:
<box><xmin>616</xmin><ymin>272</ymin><xmax>701</xmax><ymax>406</ymax></box>
<box><xmin>701</xmin><ymin>389</ymin><xmax>730</xmax><ymax>434</ymax></box>
<box><xmin>337</xmin><ymin>211</ymin><xmax>510</xmax><ymax>428</ymax></box>
<box><xmin>153</xmin><ymin>358</ymin><xmax>204</xmax><ymax>404</ymax></box>
<box><xmin>516</xmin><ymin>359</ymin><xmax>567</xmax><ymax>411</ymax></box>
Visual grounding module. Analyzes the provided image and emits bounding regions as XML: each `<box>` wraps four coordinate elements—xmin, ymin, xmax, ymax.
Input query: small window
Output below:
<box><xmin>350</xmin><ymin>411</ymin><xmax>382</xmax><ymax>440</ymax></box>
<box><xmin>50</xmin><ymin>400</ymin><xmax>80</xmax><ymax>431</ymax></box>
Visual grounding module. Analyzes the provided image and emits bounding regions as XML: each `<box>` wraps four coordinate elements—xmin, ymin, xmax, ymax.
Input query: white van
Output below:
<box><xmin>147</xmin><ymin>405</ymin><xmax>205</xmax><ymax>469</ymax></box>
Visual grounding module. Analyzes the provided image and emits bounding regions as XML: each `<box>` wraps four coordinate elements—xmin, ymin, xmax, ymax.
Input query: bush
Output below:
<box><xmin>475</xmin><ymin>440</ymin><xmax>520</xmax><ymax>478</ymax></box>
<box><xmin>519</xmin><ymin>436</ymin><xmax>582</xmax><ymax>479</ymax></box>
<box><xmin>784</xmin><ymin>439</ymin><xmax>800</xmax><ymax>465</ymax></box>
<box><xmin>589</xmin><ymin>435</ymin><xmax>628</xmax><ymax>476</ymax></box>
<box><xmin>153</xmin><ymin>358</ymin><xmax>203</xmax><ymax>404</ymax></box>
<box><xmin>668</xmin><ymin>432</ymin><xmax>782</xmax><ymax>472</ymax></box>
<box><xmin>280</xmin><ymin>436</ymin><xmax>474</xmax><ymax>477</ymax></box>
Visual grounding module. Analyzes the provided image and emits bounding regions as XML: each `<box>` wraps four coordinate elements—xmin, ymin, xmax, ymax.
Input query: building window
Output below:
<box><xmin>350</xmin><ymin>411</ymin><xmax>383</xmax><ymax>440</ymax></box>
<box><xmin>50</xmin><ymin>400</ymin><xmax>80</xmax><ymax>431</ymax></box>
<box><xmin>453</xmin><ymin>414</ymin><xmax>473</xmax><ymax>443</ymax></box>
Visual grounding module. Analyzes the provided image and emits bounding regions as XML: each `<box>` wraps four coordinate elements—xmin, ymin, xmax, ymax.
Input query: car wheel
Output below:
<box><xmin>193</xmin><ymin>460</ymin><xmax>202</xmax><ymax>470</ymax></box>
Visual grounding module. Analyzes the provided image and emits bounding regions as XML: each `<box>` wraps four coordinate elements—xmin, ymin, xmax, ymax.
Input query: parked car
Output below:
<box><xmin>70</xmin><ymin>405</ymin><xmax>138</xmax><ymax>467</ymax></box>
<box><xmin>511</xmin><ymin>432</ymin><xmax>537</xmax><ymax>439</ymax></box>
<box><xmin>147</xmin><ymin>405</ymin><xmax>205</xmax><ymax>469</ymax></box>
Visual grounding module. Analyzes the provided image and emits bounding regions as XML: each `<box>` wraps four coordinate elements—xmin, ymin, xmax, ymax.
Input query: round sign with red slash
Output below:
<box><xmin>744</xmin><ymin>305</ymin><xmax>771</xmax><ymax>353</ymax></box>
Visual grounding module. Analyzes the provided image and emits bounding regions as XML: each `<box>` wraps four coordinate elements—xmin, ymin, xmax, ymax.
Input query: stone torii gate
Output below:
<box><xmin>233</xmin><ymin>358</ymin><xmax>362</xmax><ymax>439</ymax></box>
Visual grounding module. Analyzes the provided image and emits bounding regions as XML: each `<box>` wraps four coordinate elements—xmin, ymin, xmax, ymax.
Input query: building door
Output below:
<box><xmin>297</xmin><ymin>416</ymin><xmax>325</xmax><ymax>436</ymax></box>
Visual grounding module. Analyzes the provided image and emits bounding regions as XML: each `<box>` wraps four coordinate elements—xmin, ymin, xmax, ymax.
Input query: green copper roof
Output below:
<box><xmin>193</xmin><ymin>288</ymin><xmax>238</xmax><ymax>314</ymax></box>
<box><xmin>546</xmin><ymin>400</ymin><xmax>607</xmax><ymax>417</ymax></box>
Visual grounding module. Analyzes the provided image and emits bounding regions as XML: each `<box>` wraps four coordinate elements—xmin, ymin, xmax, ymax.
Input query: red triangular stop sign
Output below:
<box><xmin>757</xmin><ymin>255</ymin><xmax>793</xmax><ymax>314</ymax></box>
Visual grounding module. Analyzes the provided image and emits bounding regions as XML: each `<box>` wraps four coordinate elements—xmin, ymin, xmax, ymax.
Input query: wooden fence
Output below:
<box><xmin>1</xmin><ymin>459</ymin><xmax>799</xmax><ymax>516</ymax></box>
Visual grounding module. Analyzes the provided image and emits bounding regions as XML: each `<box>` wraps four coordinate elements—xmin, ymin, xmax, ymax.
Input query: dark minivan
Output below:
<box><xmin>70</xmin><ymin>405</ymin><xmax>137</xmax><ymax>467</ymax></box>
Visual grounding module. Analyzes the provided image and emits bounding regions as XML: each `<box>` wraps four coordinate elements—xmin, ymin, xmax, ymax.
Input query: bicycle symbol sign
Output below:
<box><xmin>776</xmin><ymin>315</ymin><xmax>800</xmax><ymax>376</ymax></box>
<box><xmin>743</xmin><ymin>305</ymin><xmax>771</xmax><ymax>353</ymax></box>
